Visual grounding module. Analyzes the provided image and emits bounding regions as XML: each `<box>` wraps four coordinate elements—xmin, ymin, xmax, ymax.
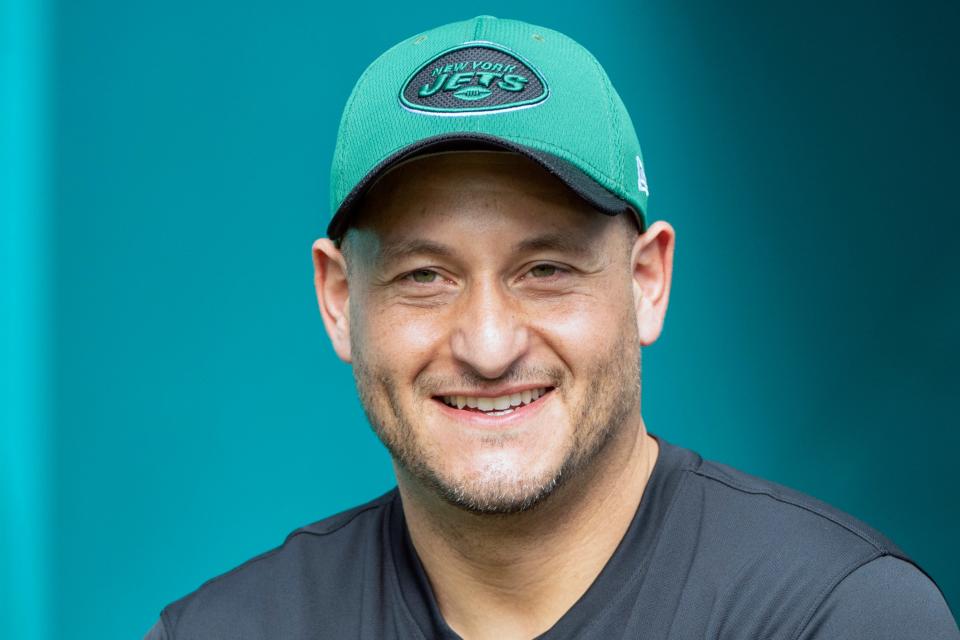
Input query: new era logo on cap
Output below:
<box><xmin>400</xmin><ymin>42</ymin><xmax>549</xmax><ymax>115</ymax></box>
<box><xmin>636</xmin><ymin>155</ymin><xmax>649</xmax><ymax>196</ymax></box>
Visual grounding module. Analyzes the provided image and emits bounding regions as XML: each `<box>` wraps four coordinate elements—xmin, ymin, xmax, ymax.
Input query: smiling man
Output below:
<box><xmin>146</xmin><ymin>15</ymin><xmax>958</xmax><ymax>640</ymax></box>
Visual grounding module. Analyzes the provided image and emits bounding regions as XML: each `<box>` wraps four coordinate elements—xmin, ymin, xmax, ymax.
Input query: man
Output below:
<box><xmin>146</xmin><ymin>15</ymin><xmax>958</xmax><ymax>639</ymax></box>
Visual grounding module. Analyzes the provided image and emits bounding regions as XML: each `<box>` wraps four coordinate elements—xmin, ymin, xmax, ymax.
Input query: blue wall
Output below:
<box><xmin>2</xmin><ymin>0</ymin><xmax>52</xmax><ymax>636</ymax></box>
<box><xmin>3</xmin><ymin>0</ymin><xmax>958</xmax><ymax>637</ymax></box>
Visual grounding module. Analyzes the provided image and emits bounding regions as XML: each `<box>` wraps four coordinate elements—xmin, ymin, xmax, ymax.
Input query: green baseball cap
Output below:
<box><xmin>327</xmin><ymin>15</ymin><xmax>650</xmax><ymax>241</ymax></box>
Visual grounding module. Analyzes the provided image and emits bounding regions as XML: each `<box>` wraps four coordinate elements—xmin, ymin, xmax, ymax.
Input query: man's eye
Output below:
<box><xmin>407</xmin><ymin>269</ymin><xmax>439</xmax><ymax>284</ymax></box>
<box><xmin>529</xmin><ymin>264</ymin><xmax>559</xmax><ymax>278</ymax></box>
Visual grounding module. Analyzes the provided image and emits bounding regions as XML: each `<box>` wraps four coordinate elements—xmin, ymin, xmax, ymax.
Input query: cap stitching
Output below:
<box><xmin>473</xmin><ymin>15</ymin><xmax>484</xmax><ymax>39</ymax></box>
<box><xmin>335</xmin><ymin>37</ymin><xmax>416</xmax><ymax>205</ymax></box>
<box><xmin>584</xmin><ymin>51</ymin><xmax>622</xmax><ymax>190</ymax></box>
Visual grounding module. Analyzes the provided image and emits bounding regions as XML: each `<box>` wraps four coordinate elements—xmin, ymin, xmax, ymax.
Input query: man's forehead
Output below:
<box><xmin>343</xmin><ymin>151</ymin><xmax>619</xmax><ymax>258</ymax></box>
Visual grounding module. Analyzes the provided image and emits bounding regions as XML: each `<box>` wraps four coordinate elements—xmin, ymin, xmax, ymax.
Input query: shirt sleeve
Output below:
<box><xmin>143</xmin><ymin>618</ymin><xmax>169</xmax><ymax>640</ymax></box>
<box><xmin>797</xmin><ymin>554</ymin><xmax>959</xmax><ymax>639</ymax></box>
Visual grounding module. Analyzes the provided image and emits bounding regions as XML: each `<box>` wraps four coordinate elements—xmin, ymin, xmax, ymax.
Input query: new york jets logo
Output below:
<box><xmin>400</xmin><ymin>42</ymin><xmax>549</xmax><ymax>115</ymax></box>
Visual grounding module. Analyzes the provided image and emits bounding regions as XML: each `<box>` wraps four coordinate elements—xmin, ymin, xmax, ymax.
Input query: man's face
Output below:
<box><xmin>338</xmin><ymin>151</ymin><xmax>644</xmax><ymax>514</ymax></box>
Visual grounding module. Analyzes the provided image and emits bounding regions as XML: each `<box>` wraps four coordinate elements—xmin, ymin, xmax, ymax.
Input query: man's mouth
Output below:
<box><xmin>433</xmin><ymin>387</ymin><xmax>555</xmax><ymax>417</ymax></box>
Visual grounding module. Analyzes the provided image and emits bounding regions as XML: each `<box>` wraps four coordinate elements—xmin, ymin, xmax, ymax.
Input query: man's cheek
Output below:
<box><xmin>535</xmin><ymin>306</ymin><xmax>623</xmax><ymax>352</ymax></box>
<box><xmin>366</xmin><ymin>310</ymin><xmax>442</xmax><ymax>365</ymax></box>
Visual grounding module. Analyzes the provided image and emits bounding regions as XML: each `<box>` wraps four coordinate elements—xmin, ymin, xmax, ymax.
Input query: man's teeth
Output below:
<box><xmin>442</xmin><ymin>388</ymin><xmax>549</xmax><ymax>412</ymax></box>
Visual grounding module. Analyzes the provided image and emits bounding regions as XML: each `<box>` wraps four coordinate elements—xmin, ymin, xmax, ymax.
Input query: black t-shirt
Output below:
<box><xmin>146</xmin><ymin>433</ymin><xmax>959</xmax><ymax>639</ymax></box>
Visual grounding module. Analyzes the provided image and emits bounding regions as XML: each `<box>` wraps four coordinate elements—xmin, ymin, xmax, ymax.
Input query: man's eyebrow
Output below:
<box><xmin>374</xmin><ymin>232</ymin><xmax>596</xmax><ymax>266</ymax></box>
<box><xmin>375</xmin><ymin>239</ymin><xmax>455</xmax><ymax>265</ymax></box>
<box><xmin>512</xmin><ymin>232</ymin><xmax>595</xmax><ymax>258</ymax></box>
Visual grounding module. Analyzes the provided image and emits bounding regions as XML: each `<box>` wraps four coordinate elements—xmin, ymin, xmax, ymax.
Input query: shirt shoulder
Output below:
<box><xmin>687</xmin><ymin>453</ymin><xmax>914</xmax><ymax>563</ymax></box>
<box><xmin>660</xmin><ymin>446</ymin><xmax>952</xmax><ymax>638</ymax></box>
<box><xmin>796</xmin><ymin>555</ymin><xmax>959</xmax><ymax>639</ymax></box>
<box><xmin>143</xmin><ymin>617</ymin><xmax>168</xmax><ymax>640</ymax></box>
<box><xmin>153</xmin><ymin>488</ymin><xmax>398</xmax><ymax>639</ymax></box>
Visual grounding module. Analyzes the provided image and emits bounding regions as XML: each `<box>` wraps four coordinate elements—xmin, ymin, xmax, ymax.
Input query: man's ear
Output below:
<box><xmin>630</xmin><ymin>220</ymin><xmax>676</xmax><ymax>346</ymax></box>
<box><xmin>312</xmin><ymin>237</ymin><xmax>352</xmax><ymax>363</ymax></box>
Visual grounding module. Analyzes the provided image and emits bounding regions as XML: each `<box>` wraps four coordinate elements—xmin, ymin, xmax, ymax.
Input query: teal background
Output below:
<box><xmin>2</xmin><ymin>0</ymin><xmax>957</xmax><ymax>637</ymax></box>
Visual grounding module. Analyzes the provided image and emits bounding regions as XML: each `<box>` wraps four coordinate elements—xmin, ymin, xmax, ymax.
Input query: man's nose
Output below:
<box><xmin>449</xmin><ymin>279</ymin><xmax>530</xmax><ymax>379</ymax></box>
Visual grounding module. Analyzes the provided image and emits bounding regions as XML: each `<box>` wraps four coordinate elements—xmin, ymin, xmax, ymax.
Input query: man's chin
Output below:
<box><xmin>404</xmin><ymin>458</ymin><xmax>568</xmax><ymax>515</ymax></box>
<box><xmin>436</xmin><ymin>479</ymin><xmax>561</xmax><ymax>515</ymax></box>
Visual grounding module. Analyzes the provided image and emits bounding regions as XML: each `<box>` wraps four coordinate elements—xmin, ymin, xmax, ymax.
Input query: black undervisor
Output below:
<box><xmin>327</xmin><ymin>133</ymin><xmax>643</xmax><ymax>242</ymax></box>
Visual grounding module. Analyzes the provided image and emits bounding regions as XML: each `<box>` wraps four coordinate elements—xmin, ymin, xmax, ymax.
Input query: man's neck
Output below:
<box><xmin>395</xmin><ymin>418</ymin><xmax>660</xmax><ymax>640</ymax></box>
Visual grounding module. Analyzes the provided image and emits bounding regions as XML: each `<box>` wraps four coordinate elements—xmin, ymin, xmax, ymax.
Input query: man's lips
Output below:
<box><xmin>433</xmin><ymin>385</ymin><xmax>554</xmax><ymax>410</ymax></box>
<box><xmin>433</xmin><ymin>383</ymin><xmax>555</xmax><ymax>399</ymax></box>
<box><xmin>431</xmin><ymin>387</ymin><xmax>556</xmax><ymax>425</ymax></box>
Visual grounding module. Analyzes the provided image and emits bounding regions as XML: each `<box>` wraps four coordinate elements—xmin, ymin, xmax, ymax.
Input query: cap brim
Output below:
<box><xmin>326</xmin><ymin>132</ymin><xmax>643</xmax><ymax>241</ymax></box>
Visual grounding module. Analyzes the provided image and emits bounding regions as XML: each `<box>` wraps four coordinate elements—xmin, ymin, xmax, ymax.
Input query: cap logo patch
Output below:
<box><xmin>400</xmin><ymin>42</ymin><xmax>549</xmax><ymax>115</ymax></box>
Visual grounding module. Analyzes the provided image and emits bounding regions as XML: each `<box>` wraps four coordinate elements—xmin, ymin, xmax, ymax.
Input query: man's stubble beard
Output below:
<box><xmin>351</xmin><ymin>317</ymin><xmax>642</xmax><ymax>515</ymax></box>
